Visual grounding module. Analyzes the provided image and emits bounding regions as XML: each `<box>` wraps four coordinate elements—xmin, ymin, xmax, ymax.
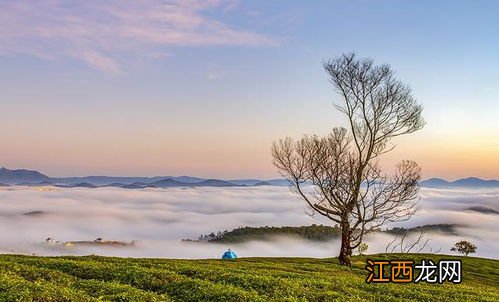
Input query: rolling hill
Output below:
<box><xmin>0</xmin><ymin>254</ymin><xmax>497</xmax><ymax>301</ymax></box>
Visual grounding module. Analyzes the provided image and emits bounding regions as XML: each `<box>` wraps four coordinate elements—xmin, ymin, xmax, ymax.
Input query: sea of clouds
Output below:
<box><xmin>0</xmin><ymin>186</ymin><xmax>497</xmax><ymax>259</ymax></box>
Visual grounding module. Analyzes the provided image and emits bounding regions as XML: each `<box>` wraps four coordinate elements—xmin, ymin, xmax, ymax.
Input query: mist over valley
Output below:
<box><xmin>0</xmin><ymin>185</ymin><xmax>496</xmax><ymax>259</ymax></box>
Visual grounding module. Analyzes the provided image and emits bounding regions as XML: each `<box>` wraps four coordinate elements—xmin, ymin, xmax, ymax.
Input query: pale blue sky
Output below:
<box><xmin>0</xmin><ymin>0</ymin><xmax>498</xmax><ymax>179</ymax></box>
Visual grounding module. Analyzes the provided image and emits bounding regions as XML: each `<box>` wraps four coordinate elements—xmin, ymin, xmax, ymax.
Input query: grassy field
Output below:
<box><xmin>0</xmin><ymin>253</ymin><xmax>497</xmax><ymax>301</ymax></box>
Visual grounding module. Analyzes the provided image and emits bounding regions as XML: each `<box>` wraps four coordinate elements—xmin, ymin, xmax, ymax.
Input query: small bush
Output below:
<box><xmin>358</xmin><ymin>242</ymin><xmax>368</xmax><ymax>255</ymax></box>
<box><xmin>451</xmin><ymin>240</ymin><xmax>477</xmax><ymax>256</ymax></box>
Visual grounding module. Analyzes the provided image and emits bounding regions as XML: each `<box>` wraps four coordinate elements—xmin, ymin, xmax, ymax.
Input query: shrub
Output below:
<box><xmin>358</xmin><ymin>242</ymin><xmax>368</xmax><ymax>255</ymax></box>
<box><xmin>450</xmin><ymin>240</ymin><xmax>477</xmax><ymax>256</ymax></box>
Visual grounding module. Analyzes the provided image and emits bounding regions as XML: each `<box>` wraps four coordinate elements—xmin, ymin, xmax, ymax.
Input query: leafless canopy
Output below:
<box><xmin>385</xmin><ymin>230</ymin><xmax>430</xmax><ymax>254</ymax></box>
<box><xmin>272</xmin><ymin>53</ymin><xmax>425</xmax><ymax>265</ymax></box>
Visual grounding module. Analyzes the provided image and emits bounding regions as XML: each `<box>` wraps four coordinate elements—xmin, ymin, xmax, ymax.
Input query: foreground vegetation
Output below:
<box><xmin>0</xmin><ymin>254</ymin><xmax>497</xmax><ymax>301</ymax></box>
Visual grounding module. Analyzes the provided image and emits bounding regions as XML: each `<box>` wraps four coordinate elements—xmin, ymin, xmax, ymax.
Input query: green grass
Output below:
<box><xmin>0</xmin><ymin>254</ymin><xmax>497</xmax><ymax>301</ymax></box>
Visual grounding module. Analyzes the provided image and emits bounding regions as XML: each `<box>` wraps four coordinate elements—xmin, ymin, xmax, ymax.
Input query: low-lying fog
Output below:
<box><xmin>0</xmin><ymin>186</ymin><xmax>497</xmax><ymax>259</ymax></box>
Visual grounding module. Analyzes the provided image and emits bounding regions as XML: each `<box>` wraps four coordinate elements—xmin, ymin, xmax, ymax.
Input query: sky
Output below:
<box><xmin>0</xmin><ymin>0</ymin><xmax>498</xmax><ymax>179</ymax></box>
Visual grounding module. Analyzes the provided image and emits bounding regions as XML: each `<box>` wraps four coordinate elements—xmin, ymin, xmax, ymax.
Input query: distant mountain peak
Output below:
<box><xmin>421</xmin><ymin>177</ymin><xmax>498</xmax><ymax>188</ymax></box>
<box><xmin>457</xmin><ymin>177</ymin><xmax>484</xmax><ymax>181</ymax></box>
<box><xmin>425</xmin><ymin>177</ymin><xmax>447</xmax><ymax>181</ymax></box>
<box><xmin>0</xmin><ymin>167</ymin><xmax>50</xmax><ymax>185</ymax></box>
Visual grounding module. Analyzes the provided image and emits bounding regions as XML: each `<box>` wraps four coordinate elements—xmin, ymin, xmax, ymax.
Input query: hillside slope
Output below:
<box><xmin>0</xmin><ymin>254</ymin><xmax>497</xmax><ymax>301</ymax></box>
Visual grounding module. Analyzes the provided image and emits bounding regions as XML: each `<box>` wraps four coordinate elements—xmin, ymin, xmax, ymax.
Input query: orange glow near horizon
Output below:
<box><xmin>1</xmin><ymin>104</ymin><xmax>498</xmax><ymax>180</ymax></box>
<box><xmin>2</xmin><ymin>128</ymin><xmax>498</xmax><ymax>180</ymax></box>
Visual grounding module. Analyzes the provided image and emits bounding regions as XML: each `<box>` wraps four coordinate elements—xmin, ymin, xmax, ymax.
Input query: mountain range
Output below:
<box><xmin>0</xmin><ymin>167</ymin><xmax>497</xmax><ymax>189</ymax></box>
<box><xmin>420</xmin><ymin>177</ymin><xmax>499</xmax><ymax>188</ymax></box>
<box><xmin>0</xmin><ymin>167</ymin><xmax>289</xmax><ymax>188</ymax></box>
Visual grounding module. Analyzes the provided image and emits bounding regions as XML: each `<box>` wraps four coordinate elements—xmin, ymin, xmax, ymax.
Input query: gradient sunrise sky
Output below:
<box><xmin>1</xmin><ymin>0</ymin><xmax>498</xmax><ymax>180</ymax></box>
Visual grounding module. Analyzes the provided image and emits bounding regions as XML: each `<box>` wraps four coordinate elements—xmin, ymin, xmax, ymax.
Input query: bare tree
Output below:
<box><xmin>272</xmin><ymin>53</ymin><xmax>424</xmax><ymax>266</ymax></box>
<box><xmin>385</xmin><ymin>230</ymin><xmax>430</xmax><ymax>253</ymax></box>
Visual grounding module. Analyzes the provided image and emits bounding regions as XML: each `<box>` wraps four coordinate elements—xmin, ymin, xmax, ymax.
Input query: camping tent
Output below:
<box><xmin>222</xmin><ymin>249</ymin><xmax>237</xmax><ymax>259</ymax></box>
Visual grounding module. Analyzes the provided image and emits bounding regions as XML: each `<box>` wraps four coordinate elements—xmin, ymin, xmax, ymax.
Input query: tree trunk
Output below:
<box><xmin>338</xmin><ymin>222</ymin><xmax>352</xmax><ymax>266</ymax></box>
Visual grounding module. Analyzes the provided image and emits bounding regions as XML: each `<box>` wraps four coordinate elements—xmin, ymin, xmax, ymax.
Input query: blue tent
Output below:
<box><xmin>222</xmin><ymin>249</ymin><xmax>237</xmax><ymax>259</ymax></box>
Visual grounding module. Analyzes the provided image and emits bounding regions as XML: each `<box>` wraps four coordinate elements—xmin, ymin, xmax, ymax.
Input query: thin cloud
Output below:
<box><xmin>0</xmin><ymin>0</ymin><xmax>279</xmax><ymax>73</ymax></box>
<box><xmin>77</xmin><ymin>50</ymin><xmax>121</xmax><ymax>74</ymax></box>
